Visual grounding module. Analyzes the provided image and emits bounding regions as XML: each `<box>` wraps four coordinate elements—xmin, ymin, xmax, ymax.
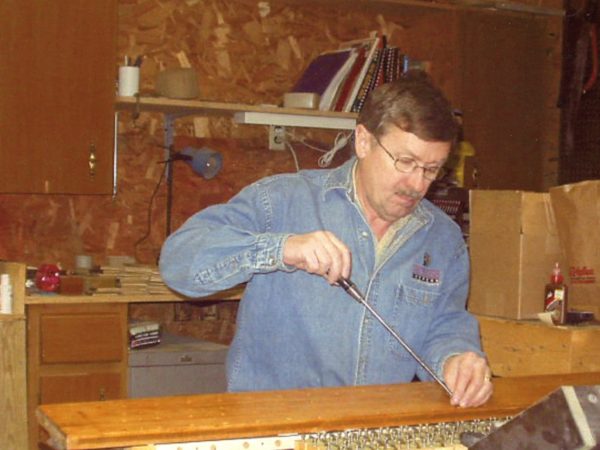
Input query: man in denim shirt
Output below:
<box><xmin>160</xmin><ymin>71</ymin><xmax>493</xmax><ymax>407</ymax></box>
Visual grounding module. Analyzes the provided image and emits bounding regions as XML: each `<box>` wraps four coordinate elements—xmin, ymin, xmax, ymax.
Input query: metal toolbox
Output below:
<box><xmin>128</xmin><ymin>333</ymin><xmax>228</xmax><ymax>398</ymax></box>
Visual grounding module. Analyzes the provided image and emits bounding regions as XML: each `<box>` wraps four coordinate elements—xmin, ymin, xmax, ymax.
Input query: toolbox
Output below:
<box><xmin>128</xmin><ymin>333</ymin><xmax>228</xmax><ymax>398</ymax></box>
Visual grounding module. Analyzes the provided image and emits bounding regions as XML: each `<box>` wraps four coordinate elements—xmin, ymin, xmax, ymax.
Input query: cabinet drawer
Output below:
<box><xmin>40</xmin><ymin>371</ymin><xmax>123</xmax><ymax>404</ymax></box>
<box><xmin>37</xmin><ymin>306</ymin><xmax>125</xmax><ymax>364</ymax></box>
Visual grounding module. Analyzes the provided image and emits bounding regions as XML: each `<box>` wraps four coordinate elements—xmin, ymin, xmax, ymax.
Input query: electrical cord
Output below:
<box><xmin>283</xmin><ymin>130</ymin><xmax>353</xmax><ymax>169</ymax></box>
<box><xmin>318</xmin><ymin>132</ymin><xmax>352</xmax><ymax>167</ymax></box>
<box><xmin>133</xmin><ymin>162</ymin><xmax>167</xmax><ymax>261</ymax></box>
<box><xmin>285</xmin><ymin>140</ymin><xmax>301</xmax><ymax>172</ymax></box>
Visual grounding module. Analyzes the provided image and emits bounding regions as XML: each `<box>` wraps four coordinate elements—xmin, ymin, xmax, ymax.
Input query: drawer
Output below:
<box><xmin>36</xmin><ymin>304</ymin><xmax>126</xmax><ymax>364</ymax></box>
<box><xmin>40</xmin><ymin>371</ymin><xmax>123</xmax><ymax>403</ymax></box>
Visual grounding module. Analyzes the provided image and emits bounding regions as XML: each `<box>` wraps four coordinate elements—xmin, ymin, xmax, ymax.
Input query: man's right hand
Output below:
<box><xmin>283</xmin><ymin>231</ymin><xmax>352</xmax><ymax>284</ymax></box>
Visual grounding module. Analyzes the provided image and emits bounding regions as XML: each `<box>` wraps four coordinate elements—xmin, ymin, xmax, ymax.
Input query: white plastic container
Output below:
<box><xmin>0</xmin><ymin>273</ymin><xmax>13</xmax><ymax>314</ymax></box>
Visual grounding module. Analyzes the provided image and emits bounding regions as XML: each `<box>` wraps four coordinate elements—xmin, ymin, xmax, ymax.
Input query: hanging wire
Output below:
<box><xmin>283</xmin><ymin>129</ymin><xmax>353</xmax><ymax>169</ymax></box>
<box><xmin>317</xmin><ymin>132</ymin><xmax>353</xmax><ymax>167</ymax></box>
<box><xmin>285</xmin><ymin>140</ymin><xmax>301</xmax><ymax>172</ymax></box>
<box><xmin>133</xmin><ymin>162</ymin><xmax>167</xmax><ymax>262</ymax></box>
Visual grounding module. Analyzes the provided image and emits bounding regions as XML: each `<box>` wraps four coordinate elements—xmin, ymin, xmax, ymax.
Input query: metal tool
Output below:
<box><xmin>338</xmin><ymin>277</ymin><xmax>453</xmax><ymax>397</ymax></box>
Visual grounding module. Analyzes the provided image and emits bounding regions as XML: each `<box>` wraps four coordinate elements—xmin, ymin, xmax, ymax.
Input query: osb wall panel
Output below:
<box><xmin>0</xmin><ymin>0</ymin><xmax>561</xmax><ymax>343</ymax></box>
<box><xmin>0</xmin><ymin>0</ymin><xmax>468</xmax><ymax>269</ymax></box>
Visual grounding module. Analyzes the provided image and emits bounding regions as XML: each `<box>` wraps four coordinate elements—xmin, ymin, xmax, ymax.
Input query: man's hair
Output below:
<box><xmin>357</xmin><ymin>70</ymin><xmax>458</xmax><ymax>144</ymax></box>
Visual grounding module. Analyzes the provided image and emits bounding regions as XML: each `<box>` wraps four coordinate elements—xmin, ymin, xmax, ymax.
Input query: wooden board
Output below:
<box><xmin>37</xmin><ymin>372</ymin><xmax>600</xmax><ymax>449</ymax></box>
<box><xmin>479</xmin><ymin>315</ymin><xmax>600</xmax><ymax>376</ymax></box>
<box><xmin>0</xmin><ymin>319</ymin><xmax>28</xmax><ymax>450</ymax></box>
<box><xmin>460</xmin><ymin>10</ymin><xmax>560</xmax><ymax>190</ymax></box>
<box><xmin>25</xmin><ymin>284</ymin><xmax>244</xmax><ymax>305</ymax></box>
<box><xmin>0</xmin><ymin>261</ymin><xmax>28</xmax><ymax>449</ymax></box>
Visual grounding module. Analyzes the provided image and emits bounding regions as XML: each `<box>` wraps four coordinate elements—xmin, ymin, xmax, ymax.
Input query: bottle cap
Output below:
<box><xmin>551</xmin><ymin>262</ymin><xmax>563</xmax><ymax>283</ymax></box>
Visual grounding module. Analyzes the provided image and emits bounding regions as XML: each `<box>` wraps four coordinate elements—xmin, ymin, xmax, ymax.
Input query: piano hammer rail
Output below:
<box><xmin>36</xmin><ymin>372</ymin><xmax>600</xmax><ymax>450</ymax></box>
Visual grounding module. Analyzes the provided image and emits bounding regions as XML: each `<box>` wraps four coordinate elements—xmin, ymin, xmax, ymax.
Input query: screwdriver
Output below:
<box><xmin>338</xmin><ymin>277</ymin><xmax>453</xmax><ymax>397</ymax></box>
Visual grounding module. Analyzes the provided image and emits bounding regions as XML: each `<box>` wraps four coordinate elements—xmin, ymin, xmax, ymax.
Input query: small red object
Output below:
<box><xmin>35</xmin><ymin>264</ymin><xmax>61</xmax><ymax>292</ymax></box>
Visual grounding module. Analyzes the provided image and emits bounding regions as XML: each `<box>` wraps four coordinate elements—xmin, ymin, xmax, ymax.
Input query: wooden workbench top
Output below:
<box><xmin>25</xmin><ymin>285</ymin><xmax>244</xmax><ymax>305</ymax></box>
<box><xmin>37</xmin><ymin>372</ymin><xmax>600</xmax><ymax>449</ymax></box>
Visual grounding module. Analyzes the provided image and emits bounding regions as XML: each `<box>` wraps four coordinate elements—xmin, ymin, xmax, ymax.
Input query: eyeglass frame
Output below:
<box><xmin>372</xmin><ymin>134</ymin><xmax>447</xmax><ymax>181</ymax></box>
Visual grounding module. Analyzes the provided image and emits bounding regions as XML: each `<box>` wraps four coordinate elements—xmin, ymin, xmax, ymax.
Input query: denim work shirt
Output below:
<box><xmin>159</xmin><ymin>157</ymin><xmax>484</xmax><ymax>392</ymax></box>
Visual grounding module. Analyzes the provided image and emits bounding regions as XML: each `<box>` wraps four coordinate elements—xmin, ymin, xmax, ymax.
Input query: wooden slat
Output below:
<box><xmin>0</xmin><ymin>261</ymin><xmax>28</xmax><ymax>449</ymax></box>
<box><xmin>0</xmin><ymin>319</ymin><xmax>28</xmax><ymax>449</ymax></box>
<box><xmin>37</xmin><ymin>372</ymin><xmax>600</xmax><ymax>449</ymax></box>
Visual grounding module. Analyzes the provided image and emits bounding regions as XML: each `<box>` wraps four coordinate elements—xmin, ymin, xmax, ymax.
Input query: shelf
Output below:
<box><xmin>25</xmin><ymin>285</ymin><xmax>244</xmax><ymax>305</ymax></box>
<box><xmin>282</xmin><ymin>0</ymin><xmax>563</xmax><ymax>16</ymax></box>
<box><xmin>116</xmin><ymin>96</ymin><xmax>358</xmax><ymax>130</ymax></box>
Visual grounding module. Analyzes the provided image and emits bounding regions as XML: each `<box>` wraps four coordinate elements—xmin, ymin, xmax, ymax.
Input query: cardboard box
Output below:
<box><xmin>468</xmin><ymin>190</ymin><xmax>565</xmax><ymax>319</ymax></box>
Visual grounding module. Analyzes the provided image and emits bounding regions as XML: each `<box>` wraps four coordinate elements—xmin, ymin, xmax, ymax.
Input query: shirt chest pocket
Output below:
<box><xmin>398</xmin><ymin>284</ymin><xmax>440</xmax><ymax>308</ymax></box>
<box><xmin>382</xmin><ymin>284</ymin><xmax>441</xmax><ymax>361</ymax></box>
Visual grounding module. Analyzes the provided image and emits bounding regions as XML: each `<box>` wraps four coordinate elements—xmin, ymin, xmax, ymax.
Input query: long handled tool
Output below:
<box><xmin>338</xmin><ymin>278</ymin><xmax>453</xmax><ymax>397</ymax></box>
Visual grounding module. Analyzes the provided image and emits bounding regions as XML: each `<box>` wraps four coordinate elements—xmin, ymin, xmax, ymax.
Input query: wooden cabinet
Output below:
<box><xmin>27</xmin><ymin>303</ymin><xmax>128</xmax><ymax>449</ymax></box>
<box><xmin>0</xmin><ymin>0</ymin><xmax>117</xmax><ymax>194</ymax></box>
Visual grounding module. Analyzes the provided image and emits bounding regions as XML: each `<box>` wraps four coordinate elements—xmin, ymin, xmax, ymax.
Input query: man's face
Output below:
<box><xmin>355</xmin><ymin>124</ymin><xmax>450</xmax><ymax>224</ymax></box>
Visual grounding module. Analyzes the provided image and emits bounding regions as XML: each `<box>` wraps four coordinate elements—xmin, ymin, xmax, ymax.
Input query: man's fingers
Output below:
<box><xmin>283</xmin><ymin>231</ymin><xmax>351</xmax><ymax>283</ymax></box>
<box><xmin>445</xmin><ymin>352</ymin><xmax>493</xmax><ymax>408</ymax></box>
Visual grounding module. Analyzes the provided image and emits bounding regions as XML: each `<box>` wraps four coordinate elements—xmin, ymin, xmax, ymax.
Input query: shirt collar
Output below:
<box><xmin>323</xmin><ymin>157</ymin><xmax>356</xmax><ymax>196</ymax></box>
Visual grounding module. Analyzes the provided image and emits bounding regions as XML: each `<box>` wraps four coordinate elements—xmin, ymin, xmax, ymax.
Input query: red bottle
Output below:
<box><xmin>544</xmin><ymin>262</ymin><xmax>568</xmax><ymax>325</ymax></box>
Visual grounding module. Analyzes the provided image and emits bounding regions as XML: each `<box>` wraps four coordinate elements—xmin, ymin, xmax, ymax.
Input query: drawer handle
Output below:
<box><xmin>88</xmin><ymin>143</ymin><xmax>97</xmax><ymax>177</ymax></box>
<box><xmin>99</xmin><ymin>388</ymin><xmax>106</xmax><ymax>401</ymax></box>
<box><xmin>180</xmin><ymin>355</ymin><xmax>192</xmax><ymax>363</ymax></box>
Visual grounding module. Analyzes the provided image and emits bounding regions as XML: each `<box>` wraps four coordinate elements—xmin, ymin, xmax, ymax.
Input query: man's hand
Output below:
<box><xmin>443</xmin><ymin>352</ymin><xmax>493</xmax><ymax>408</ymax></box>
<box><xmin>283</xmin><ymin>231</ymin><xmax>351</xmax><ymax>284</ymax></box>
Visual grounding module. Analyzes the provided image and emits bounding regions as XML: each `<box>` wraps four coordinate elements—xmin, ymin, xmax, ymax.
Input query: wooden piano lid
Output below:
<box><xmin>37</xmin><ymin>372</ymin><xmax>600</xmax><ymax>449</ymax></box>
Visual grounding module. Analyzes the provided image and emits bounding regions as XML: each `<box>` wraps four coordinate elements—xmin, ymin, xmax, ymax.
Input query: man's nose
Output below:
<box><xmin>405</xmin><ymin>167</ymin><xmax>429</xmax><ymax>191</ymax></box>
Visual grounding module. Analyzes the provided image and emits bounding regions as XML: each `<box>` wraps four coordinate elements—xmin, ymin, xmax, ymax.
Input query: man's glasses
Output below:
<box><xmin>373</xmin><ymin>135</ymin><xmax>446</xmax><ymax>181</ymax></box>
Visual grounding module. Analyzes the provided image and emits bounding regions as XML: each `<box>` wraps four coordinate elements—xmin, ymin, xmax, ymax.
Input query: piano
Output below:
<box><xmin>36</xmin><ymin>372</ymin><xmax>600</xmax><ymax>449</ymax></box>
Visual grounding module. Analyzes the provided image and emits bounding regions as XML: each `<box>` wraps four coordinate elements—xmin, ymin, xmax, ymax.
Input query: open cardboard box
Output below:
<box><xmin>468</xmin><ymin>190</ymin><xmax>565</xmax><ymax>320</ymax></box>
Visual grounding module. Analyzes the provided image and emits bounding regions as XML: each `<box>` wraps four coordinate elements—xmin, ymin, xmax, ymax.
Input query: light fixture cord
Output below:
<box><xmin>133</xmin><ymin>163</ymin><xmax>167</xmax><ymax>263</ymax></box>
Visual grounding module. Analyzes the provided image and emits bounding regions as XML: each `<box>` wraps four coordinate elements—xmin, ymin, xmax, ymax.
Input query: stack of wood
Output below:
<box><xmin>95</xmin><ymin>264</ymin><xmax>171</xmax><ymax>296</ymax></box>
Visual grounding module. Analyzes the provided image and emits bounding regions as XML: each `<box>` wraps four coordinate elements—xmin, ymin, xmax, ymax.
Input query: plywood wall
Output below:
<box><xmin>0</xmin><ymin>0</ymin><xmax>562</xmax><ymax>342</ymax></box>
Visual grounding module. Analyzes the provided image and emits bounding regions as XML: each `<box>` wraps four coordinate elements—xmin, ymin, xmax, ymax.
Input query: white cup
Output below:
<box><xmin>118</xmin><ymin>66</ymin><xmax>140</xmax><ymax>96</ymax></box>
<box><xmin>75</xmin><ymin>254</ymin><xmax>93</xmax><ymax>272</ymax></box>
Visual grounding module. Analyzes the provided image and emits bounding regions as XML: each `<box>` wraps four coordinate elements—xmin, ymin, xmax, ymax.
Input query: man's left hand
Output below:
<box><xmin>443</xmin><ymin>352</ymin><xmax>493</xmax><ymax>408</ymax></box>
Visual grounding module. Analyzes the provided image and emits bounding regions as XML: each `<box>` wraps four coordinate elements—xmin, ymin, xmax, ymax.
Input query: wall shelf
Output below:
<box><xmin>115</xmin><ymin>96</ymin><xmax>358</xmax><ymax>130</ymax></box>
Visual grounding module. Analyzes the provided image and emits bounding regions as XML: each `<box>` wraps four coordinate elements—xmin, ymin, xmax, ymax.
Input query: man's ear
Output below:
<box><xmin>354</xmin><ymin>124</ymin><xmax>371</xmax><ymax>159</ymax></box>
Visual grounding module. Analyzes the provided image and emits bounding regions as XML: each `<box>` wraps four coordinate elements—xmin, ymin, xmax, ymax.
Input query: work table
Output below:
<box><xmin>24</xmin><ymin>284</ymin><xmax>244</xmax><ymax>305</ymax></box>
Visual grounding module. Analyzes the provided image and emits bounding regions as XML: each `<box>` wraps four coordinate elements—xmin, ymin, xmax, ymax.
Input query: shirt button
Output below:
<box><xmin>268</xmin><ymin>258</ymin><xmax>275</xmax><ymax>265</ymax></box>
<box><xmin>361</xmin><ymin>231</ymin><xmax>369</xmax><ymax>238</ymax></box>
